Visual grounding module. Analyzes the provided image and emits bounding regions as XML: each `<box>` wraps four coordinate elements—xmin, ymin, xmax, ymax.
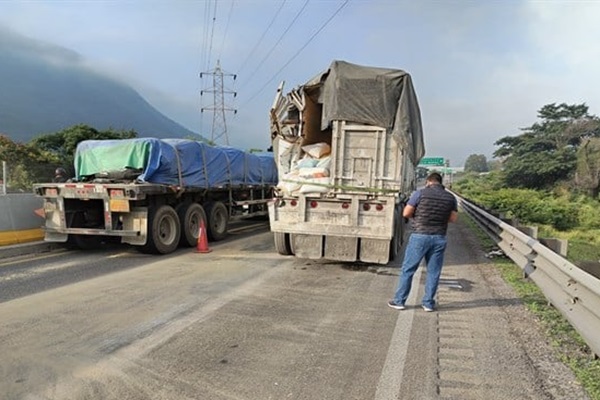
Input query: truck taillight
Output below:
<box><xmin>110</xmin><ymin>189</ymin><xmax>124</xmax><ymax>198</ymax></box>
<box><xmin>290</xmin><ymin>200</ymin><xmax>297</xmax><ymax>206</ymax></box>
<box><xmin>310</xmin><ymin>201</ymin><xmax>318</xmax><ymax>208</ymax></box>
<box><xmin>362</xmin><ymin>203</ymin><xmax>384</xmax><ymax>211</ymax></box>
<box><xmin>46</xmin><ymin>188</ymin><xmax>58</xmax><ymax>197</ymax></box>
<box><xmin>341</xmin><ymin>202</ymin><xmax>350</xmax><ymax>209</ymax></box>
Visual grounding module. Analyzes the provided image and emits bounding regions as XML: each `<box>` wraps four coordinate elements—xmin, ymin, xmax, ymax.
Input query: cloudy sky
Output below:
<box><xmin>1</xmin><ymin>0</ymin><xmax>599</xmax><ymax>166</ymax></box>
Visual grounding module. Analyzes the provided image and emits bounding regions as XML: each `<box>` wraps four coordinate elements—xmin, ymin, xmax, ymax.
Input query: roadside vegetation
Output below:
<box><xmin>461</xmin><ymin>214</ymin><xmax>600</xmax><ymax>400</ymax></box>
<box><xmin>454</xmin><ymin>171</ymin><xmax>600</xmax><ymax>265</ymax></box>
<box><xmin>453</xmin><ymin>102</ymin><xmax>600</xmax><ymax>265</ymax></box>
<box><xmin>453</xmin><ymin>102</ymin><xmax>600</xmax><ymax>399</ymax></box>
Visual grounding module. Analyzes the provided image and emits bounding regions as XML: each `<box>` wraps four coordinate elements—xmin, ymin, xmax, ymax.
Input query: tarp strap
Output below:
<box><xmin>223</xmin><ymin>151</ymin><xmax>233</xmax><ymax>187</ymax></box>
<box><xmin>170</xmin><ymin>142</ymin><xmax>184</xmax><ymax>188</ymax></box>
<box><xmin>200</xmin><ymin>144</ymin><xmax>209</xmax><ymax>189</ymax></box>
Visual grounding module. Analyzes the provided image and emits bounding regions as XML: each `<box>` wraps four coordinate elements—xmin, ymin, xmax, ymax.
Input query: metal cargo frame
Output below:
<box><xmin>330</xmin><ymin>121</ymin><xmax>405</xmax><ymax>194</ymax></box>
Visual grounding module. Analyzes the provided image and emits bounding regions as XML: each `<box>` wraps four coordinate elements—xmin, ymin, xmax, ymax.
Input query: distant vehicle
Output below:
<box><xmin>33</xmin><ymin>139</ymin><xmax>277</xmax><ymax>254</ymax></box>
<box><xmin>268</xmin><ymin>60</ymin><xmax>425</xmax><ymax>264</ymax></box>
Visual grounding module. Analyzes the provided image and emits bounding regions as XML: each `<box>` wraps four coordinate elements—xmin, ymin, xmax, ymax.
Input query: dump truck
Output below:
<box><xmin>33</xmin><ymin>138</ymin><xmax>277</xmax><ymax>254</ymax></box>
<box><xmin>268</xmin><ymin>60</ymin><xmax>424</xmax><ymax>264</ymax></box>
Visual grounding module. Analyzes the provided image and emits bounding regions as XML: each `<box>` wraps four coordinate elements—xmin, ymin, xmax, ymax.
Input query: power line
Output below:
<box><xmin>235</xmin><ymin>0</ymin><xmax>287</xmax><ymax>77</ymax></box>
<box><xmin>236</xmin><ymin>0</ymin><xmax>309</xmax><ymax>92</ymax></box>
<box><xmin>200</xmin><ymin>0</ymin><xmax>214</xmax><ymax>136</ymax></box>
<box><xmin>218</xmin><ymin>0</ymin><xmax>236</xmax><ymax>62</ymax></box>
<box><xmin>240</xmin><ymin>0</ymin><xmax>350</xmax><ymax>110</ymax></box>
<box><xmin>200</xmin><ymin>0</ymin><xmax>212</xmax><ymax>82</ymax></box>
<box><xmin>206</xmin><ymin>0</ymin><xmax>219</xmax><ymax>71</ymax></box>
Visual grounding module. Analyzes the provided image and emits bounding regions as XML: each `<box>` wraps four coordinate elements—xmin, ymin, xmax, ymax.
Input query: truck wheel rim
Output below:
<box><xmin>158</xmin><ymin>215</ymin><xmax>177</xmax><ymax>243</ymax></box>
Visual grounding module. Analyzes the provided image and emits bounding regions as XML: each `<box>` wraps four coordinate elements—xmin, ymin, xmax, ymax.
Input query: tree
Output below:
<box><xmin>464</xmin><ymin>154</ymin><xmax>489</xmax><ymax>173</ymax></box>
<box><xmin>30</xmin><ymin>124</ymin><xmax>137</xmax><ymax>177</ymax></box>
<box><xmin>494</xmin><ymin>103</ymin><xmax>600</xmax><ymax>189</ymax></box>
<box><xmin>487</xmin><ymin>159</ymin><xmax>503</xmax><ymax>171</ymax></box>
<box><xmin>0</xmin><ymin>135</ymin><xmax>59</xmax><ymax>189</ymax></box>
<box><xmin>575</xmin><ymin>137</ymin><xmax>600</xmax><ymax>198</ymax></box>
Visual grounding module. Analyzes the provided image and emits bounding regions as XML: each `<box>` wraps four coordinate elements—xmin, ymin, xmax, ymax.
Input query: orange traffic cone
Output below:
<box><xmin>195</xmin><ymin>219</ymin><xmax>211</xmax><ymax>253</ymax></box>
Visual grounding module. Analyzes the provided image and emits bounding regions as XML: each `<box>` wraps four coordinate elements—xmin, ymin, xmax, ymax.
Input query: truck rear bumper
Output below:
<box><xmin>287</xmin><ymin>233</ymin><xmax>391</xmax><ymax>264</ymax></box>
<box><xmin>43</xmin><ymin>227</ymin><xmax>140</xmax><ymax>237</ymax></box>
<box><xmin>267</xmin><ymin>197</ymin><xmax>395</xmax><ymax>240</ymax></box>
<box><xmin>268</xmin><ymin>196</ymin><xmax>399</xmax><ymax>264</ymax></box>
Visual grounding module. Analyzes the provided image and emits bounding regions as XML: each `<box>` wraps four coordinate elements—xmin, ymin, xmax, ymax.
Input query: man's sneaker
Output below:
<box><xmin>422</xmin><ymin>305</ymin><xmax>434</xmax><ymax>312</ymax></box>
<box><xmin>388</xmin><ymin>301</ymin><xmax>405</xmax><ymax>310</ymax></box>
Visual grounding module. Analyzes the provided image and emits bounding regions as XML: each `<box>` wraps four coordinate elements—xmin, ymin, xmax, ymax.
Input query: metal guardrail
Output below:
<box><xmin>456</xmin><ymin>194</ymin><xmax>600</xmax><ymax>357</ymax></box>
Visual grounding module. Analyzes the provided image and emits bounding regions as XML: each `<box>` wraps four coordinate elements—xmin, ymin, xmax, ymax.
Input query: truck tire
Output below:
<box><xmin>274</xmin><ymin>232</ymin><xmax>292</xmax><ymax>255</ymax></box>
<box><xmin>177</xmin><ymin>203</ymin><xmax>207</xmax><ymax>247</ymax></box>
<box><xmin>288</xmin><ymin>233</ymin><xmax>296</xmax><ymax>255</ymax></box>
<box><xmin>205</xmin><ymin>201</ymin><xmax>229</xmax><ymax>241</ymax></box>
<box><xmin>141</xmin><ymin>205</ymin><xmax>181</xmax><ymax>254</ymax></box>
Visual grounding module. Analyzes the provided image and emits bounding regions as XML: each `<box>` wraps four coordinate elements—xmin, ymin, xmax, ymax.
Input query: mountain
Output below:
<box><xmin>0</xmin><ymin>27</ymin><xmax>201</xmax><ymax>143</ymax></box>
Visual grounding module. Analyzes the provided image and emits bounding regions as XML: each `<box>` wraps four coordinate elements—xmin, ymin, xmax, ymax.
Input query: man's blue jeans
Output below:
<box><xmin>392</xmin><ymin>233</ymin><xmax>448</xmax><ymax>309</ymax></box>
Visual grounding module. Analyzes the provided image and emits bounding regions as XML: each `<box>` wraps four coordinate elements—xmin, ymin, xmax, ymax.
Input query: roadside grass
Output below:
<box><xmin>461</xmin><ymin>214</ymin><xmax>600</xmax><ymax>400</ymax></box>
<box><xmin>537</xmin><ymin>226</ymin><xmax>600</xmax><ymax>265</ymax></box>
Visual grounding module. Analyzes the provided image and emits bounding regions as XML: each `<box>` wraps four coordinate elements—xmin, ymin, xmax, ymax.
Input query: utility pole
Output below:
<box><xmin>444</xmin><ymin>159</ymin><xmax>453</xmax><ymax>187</ymax></box>
<box><xmin>200</xmin><ymin>60</ymin><xmax>237</xmax><ymax>146</ymax></box>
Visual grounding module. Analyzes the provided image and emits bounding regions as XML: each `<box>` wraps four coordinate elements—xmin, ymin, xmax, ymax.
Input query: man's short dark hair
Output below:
<box><xmin>426</xmin><ymin>172</ymin><xmax>443</xmax><ymax>184</ymax></box>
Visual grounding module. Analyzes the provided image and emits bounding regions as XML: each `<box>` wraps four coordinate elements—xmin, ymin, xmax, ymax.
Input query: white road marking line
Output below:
<box><xmin>375</xmin><ymin>267</ymin><xmax>423</xmax><ymax>400</ymax></box>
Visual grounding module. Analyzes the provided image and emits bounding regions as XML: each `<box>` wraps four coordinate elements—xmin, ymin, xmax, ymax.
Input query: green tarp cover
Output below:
<box><xmin>75</xmin><ymin>140</ymin><xmax>151</xmax><ymax>178</ymax></box>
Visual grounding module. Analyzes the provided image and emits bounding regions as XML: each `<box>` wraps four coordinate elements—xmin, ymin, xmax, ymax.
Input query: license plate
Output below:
<box><xmin>109</xmin><ymin>199</ymin><xmax>130</xmax><ymax>212</ymax></box>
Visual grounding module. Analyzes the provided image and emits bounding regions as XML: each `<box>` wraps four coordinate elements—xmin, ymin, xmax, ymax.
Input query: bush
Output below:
<box><xmin>454</xmin><ymin>174</ymin><xmax>586</xmax><ymax>231</ymax></box>
<box><xmin>577</xmin><ymin>202</ymin><xmax>600</xmax><ymax>230</ymax></box>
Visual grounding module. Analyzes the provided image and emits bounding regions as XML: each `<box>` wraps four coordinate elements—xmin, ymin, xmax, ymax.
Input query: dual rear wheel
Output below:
<box><xmin>141</xmin><ymin>205</ymin><xmax>181</xmax><ymax>254</ymax></box>
<box><xmin>141</xmin><ymin>201</ymin><xmax>229</xmax><ymax>254</ymax></box>
<box><xmin>274</xmin><ymin>232</ymin><xmax>294</xmax><ymax>256</ymax></box>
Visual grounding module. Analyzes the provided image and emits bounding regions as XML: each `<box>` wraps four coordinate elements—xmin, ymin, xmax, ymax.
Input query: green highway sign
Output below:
<box><xmin>419</xmin><ymin>157</ymin><xmax>445</xmax><ymax>166</ymax></box>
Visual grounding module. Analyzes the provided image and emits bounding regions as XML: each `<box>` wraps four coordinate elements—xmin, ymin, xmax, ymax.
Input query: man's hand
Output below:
<box><xmin>448</xmin><ymin>210</ymin><xmax>458</xmax><ymax>223</ymax></box>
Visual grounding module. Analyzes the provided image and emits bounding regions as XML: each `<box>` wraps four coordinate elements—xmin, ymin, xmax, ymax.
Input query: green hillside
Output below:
<box><xmin>0</xmin><ymin>27</ymin><xmax>201</xmax><ymax>143</ymax></box>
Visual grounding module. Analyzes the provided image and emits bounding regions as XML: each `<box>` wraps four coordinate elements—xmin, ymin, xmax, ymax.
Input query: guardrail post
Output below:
<box><xmin>500</xmin><ymin>217</ymin><xmax>518</xmax><ymax>226</ymax></box>
<box><xmin>517</xmin><ymin>225</ymin><xmax>538</xmax><ymax>239</ymax></box>
<box><xmin>538</xmin><ymin>238</ymin><xmax>568</xmax><ymax>257</ymax></box>
<box><xmin>577</xmin><ymin>261</ymin><xmax>600</xmax><ymax>280</ymax></box>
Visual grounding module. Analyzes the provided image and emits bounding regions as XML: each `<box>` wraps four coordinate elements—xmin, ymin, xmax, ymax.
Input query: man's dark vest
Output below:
<box><xmin>412</xmin><ymin>185</ymin><xmax>456</xmax><ymax>235</ymax></box>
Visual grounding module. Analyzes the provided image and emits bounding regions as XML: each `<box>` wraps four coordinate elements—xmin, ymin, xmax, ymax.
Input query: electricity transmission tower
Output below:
<box><xmin>200</xmin><ymin>60</ymin><xmax>237</xmax><ymax>145</ymax></box>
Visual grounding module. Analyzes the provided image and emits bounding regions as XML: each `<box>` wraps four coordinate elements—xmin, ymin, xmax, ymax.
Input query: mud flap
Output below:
<box><xmin>360</xmin><ymin>239</ymin><xmax>390</xmax><ymax>264</ymax></box>
<box><xmin>121</xmin><ymin>210</ymin><xmax>148</xmax><ymax>246</ymax></box>
<box><xmin>324</xmin><ymin>236</ymin><xmax>358</xmax><ymax>262</ymax></box>
<box><xmin>293</xmin><ymin>234</ymin><xmax>323</xmax><ymax>259</ymax></box>
<box><xmin>45</xmin><ymin>231</ymin><xmax>68</xmax><ymax>242</ymax></box>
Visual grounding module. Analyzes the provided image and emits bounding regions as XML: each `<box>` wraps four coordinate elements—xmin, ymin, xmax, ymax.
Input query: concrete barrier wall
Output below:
<box><xmin>0</xmin><ymin>194</ymin><xmax>44</xmax><ymax>246</ymax></box>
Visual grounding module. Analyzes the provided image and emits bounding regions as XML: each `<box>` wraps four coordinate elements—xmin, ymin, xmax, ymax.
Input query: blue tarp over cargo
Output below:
<box><xmin>74</xmin><ymin>138</ymin><xmax>278</xmax><ymax>187</ymax></box>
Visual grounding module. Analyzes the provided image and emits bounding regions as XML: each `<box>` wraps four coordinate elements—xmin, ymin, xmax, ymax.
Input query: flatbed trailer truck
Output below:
<box><xmin>33</xmin><ymin>138</ymin><xmax>277</xmax><ymax>254</ymax></box>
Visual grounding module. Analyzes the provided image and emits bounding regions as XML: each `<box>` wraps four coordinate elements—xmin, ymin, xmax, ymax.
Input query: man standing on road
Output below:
<box><xmin>388</xmin><ymin>172</ymin><xmax>458</xmax><ymax>312</ymax></box>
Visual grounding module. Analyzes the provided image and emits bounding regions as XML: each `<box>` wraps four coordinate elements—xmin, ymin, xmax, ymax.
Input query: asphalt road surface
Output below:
<box><xmin>0</xmin><ymin>219</ymin><xmax>590</xmax><ymax>400</ymax></box>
